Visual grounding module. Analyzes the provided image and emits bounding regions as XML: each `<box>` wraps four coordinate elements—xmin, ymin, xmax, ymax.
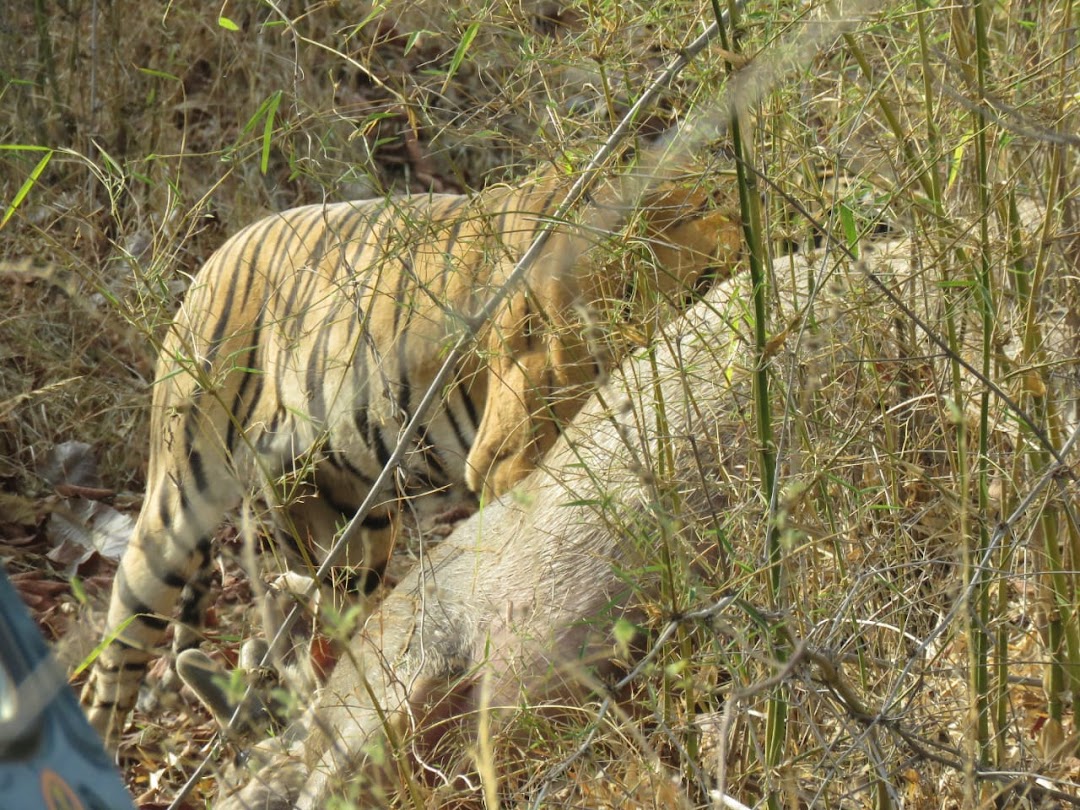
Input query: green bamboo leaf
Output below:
<box><xmin>2</xmin><ymin>149</ymin><xmax>53</xmax><ymax>228</ymax></box>
<box><xmin>71</xmin><ymin>614</ymin><xmax>138</xmax><ymax>677</ymax></box>
<box><xmin>441</xmin><ymin>21</ymin><xmax>480</xmax><ymax>93</ymax></box>
<box><xmin>613</xmin><ymin>617</ymin><xmax>638</xmax><ymax>658</ymax></box>
<box><xmin>839</xmin><ymin>202</ymin><xmax>858</xmax><ymax>258</ymax></box>
<box><xmin>232</xmin><ymin>91</ymin><xmax>283</xmax><ymax>172</ymax></box>
<box><xmin>260</xmin><ymin>90</ymin><xmax>282</xmax><ymax>175</ymax></box>
<box><xmin>137</xmin><ymin>66</ymin><xmax>181</xmax><ymax>81</ymax></box>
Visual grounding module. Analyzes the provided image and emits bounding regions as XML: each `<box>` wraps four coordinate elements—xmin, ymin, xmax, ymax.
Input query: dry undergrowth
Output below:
<box><xmin>2</xmin><ymin>2</ymin><xmax>1079</xmax><ymax>808</ymax></box>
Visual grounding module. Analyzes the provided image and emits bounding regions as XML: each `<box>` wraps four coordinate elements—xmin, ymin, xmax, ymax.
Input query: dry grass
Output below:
<box><xmin>2</xmin><ymin>1</ymin><xmax>1079</xmax><ymax>808</ymax></box>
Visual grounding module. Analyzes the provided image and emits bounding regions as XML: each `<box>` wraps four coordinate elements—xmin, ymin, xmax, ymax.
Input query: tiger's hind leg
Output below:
<box><xmin>81</xmin><ymin>471</ymin><xmax>236</xmax><ymax>750</ymax></box>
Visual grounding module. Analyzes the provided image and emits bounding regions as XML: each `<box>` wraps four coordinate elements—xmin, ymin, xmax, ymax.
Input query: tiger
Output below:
<box><xmin>79</xmin><ymin>168</ymin><xmax>742</xmax><ymax>750</ymax></box>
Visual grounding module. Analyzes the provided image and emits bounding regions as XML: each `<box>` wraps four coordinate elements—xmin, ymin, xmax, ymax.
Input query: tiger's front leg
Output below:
<box><xmin>278</xmin><ymin>465</ymin><xmax>400</xmax><ymax>596</ymax></box>
<box><xmin>466</xmin><ymin>281</ymin><xmax>599</xmax><ymax>499</ymax></box>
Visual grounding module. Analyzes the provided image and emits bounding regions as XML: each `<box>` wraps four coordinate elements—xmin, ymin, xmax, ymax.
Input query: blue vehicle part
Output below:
<box><xmin>0</xmin><ymin>566</ymin><xmax>133</xmax><ymax>810</ymax></box>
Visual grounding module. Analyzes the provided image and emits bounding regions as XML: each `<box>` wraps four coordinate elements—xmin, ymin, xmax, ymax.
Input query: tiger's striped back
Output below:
<box><xmin>81</xmin><ymin>171</ymin><xmax>742</xmax><ymax>749</ymax></box>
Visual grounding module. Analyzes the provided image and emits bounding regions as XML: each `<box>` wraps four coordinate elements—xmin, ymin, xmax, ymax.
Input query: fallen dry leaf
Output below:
<box><xmin>37</xmin><ymin>440</ymin><xmax>102</xmax><ymax>489</ymax></box>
